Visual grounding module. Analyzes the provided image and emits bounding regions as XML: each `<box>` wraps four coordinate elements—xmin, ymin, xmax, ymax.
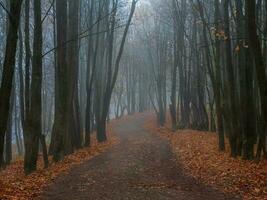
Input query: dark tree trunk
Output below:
<box><xmin>52</xmin><ymin>0</ymin><xmax>72</xmax><ymax>161</ymax></box>
<box><xmin>170</xmin><ymin>3</ymin><xmax>178</xmax><ymax>131</ymax></box>
<box><xmin>224</xmin><ymin>0</ymin><xmax>239</xmax><ymax>157</ymax></box>
<box><xmin>24</xmin><ymin>0</ymin><xmax>44</xmax><ymax>175</ymax></box>
<box><xmin>214</xmin><ymin>0</ymin><xmax>225</xmax><ymax>151</ymax></box>
<box><xmin>96</xmin><ymin>119</ymin><xmax>107</xmax><ymax>143</ymax></box>
<box><xmin>246</xmin><ymin>0</ymin><xmax>267</xmax><ymax>159</ymax></box>
<box><xmin>48</xmin><ymin>3</ymin><xmax>57</xmax><ymax>155</ymax></box>
<box><xmin>0</xmin><ymin>0</ymin><xmax>23</xmax><ymax>168</ymax></box>
<box><xmin>67</xmin><ymin>0</ymin><xmax>80</xmax><ymax>150</ymax></box>
<box><xmin>85</xmin><ymin>0</ymin><xmax>95</xmax><ymax>147</ymax></box>
<box><xmin>235</xmin><ymin>0</ymin><xmax>256</xmax><ymax>159</ymax></box>
<box><xmin>40</xmin><ymin>134</ymin><xmax>49</xmax><ymax>168</ymax></box>
<box><xmin>5</xmin><ymin>82</ymin><xmax>15</xmax><ymax>165</ymax></box>
<box><xmin>24</xmin><ymin>0</ymin><xmax>31</xmax><ymax>123</ymax></box>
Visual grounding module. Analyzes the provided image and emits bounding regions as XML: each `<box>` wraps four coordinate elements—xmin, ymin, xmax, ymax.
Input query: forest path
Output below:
<box><xmin>40</xmin><ymin>113</ymin><xmax>236</xmax><ymax>200</ymax></box>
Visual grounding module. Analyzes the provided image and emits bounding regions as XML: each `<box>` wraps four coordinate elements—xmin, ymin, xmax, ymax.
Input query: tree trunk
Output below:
<box><xmin>0</xmin><ymin>0</ymin><xmax>23</xmax><ymax>168</ymax></box>
<box><xmin>85</xmin><ymin>0</ymin><xmax>95</xmax><ymax>147</ymax></box>
<box><xmin>52</xmin><ymin>0</ymin><xmax>72</xmax><ymax>161</ymax></box>
<box><xmin>170</xmin><ymin>7</ymin><xmax>178</xmax><ymax>130</ymax></box>
<box><xmin>40</xmin><ymin>134</ymin><xmax>48</xmax><ymax>168</ymax></box>
<box><xmin>246</xmin><ymin>0</ymin><xmax>267</xmax><ymax>159</ymax></box>
<box><xmin>5</xmin><ymin>81</ymin><xmax>15</xmax><ymax>165</ymax></box>
<box><xmin>24</xmin><ymin>0</ymin><xmax>43</xmax><ymax>175</ymax></box>
<box><xmin>67</xmin><ymin>0</ymin><xmax>80</xmax><ymax>150</ymax></box>
<box><xmin>224</xmin><ymin>0</ymin><xmax>239</xmax><ymax>157</ymax></box>
<box><xmin>214</xmin><ymin>0</ymin><xmax>225</xmax><ymax>151</ymax></box>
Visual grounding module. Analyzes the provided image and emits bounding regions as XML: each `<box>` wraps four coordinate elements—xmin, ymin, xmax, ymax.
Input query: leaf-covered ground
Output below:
<box><xmin>145</xmin><ymin>113</ymin><xmax>267</xmax><ymax>200</ymax></box>
<box><xmin>0</xmin><ymin>125</ymin><xmax>118</xmax><ymax>200</ymax></box>
<box><xmin>40</xmin><ymin>112</ymin><xmax>233</xmax><ymax>200</ymax></box>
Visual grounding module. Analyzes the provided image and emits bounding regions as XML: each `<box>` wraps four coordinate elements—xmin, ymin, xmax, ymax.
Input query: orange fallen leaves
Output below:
<box><xmin>145</xmin><ymin>113</ymin><xmax>267</xmax><ymax>200</ymax></box>
<box><xmin>0</xmin><ymin>126</ymin><xmax>118</xmax><ymax>200</ymax></box>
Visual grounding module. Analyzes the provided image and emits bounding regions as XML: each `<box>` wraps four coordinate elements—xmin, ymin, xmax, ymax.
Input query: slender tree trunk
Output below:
<box><xmin>85</xmin><ymin>0</ymin><xmax>95</xmax><ymax>147</ymax></box>
<box><xmin>224</xmin><ymin>0</ymin><xmax>239</xmax><ymax>157</ymax></box>
<box><xmin>24</xmin><ymin>0</ymin><xmax>31</xmax><ymax>123</ymax></box>
<box><xmin>215</xmin><ymin>0</ymin><xmax>225</xmax><ymax>151</ymax></box>
<box><xmin>48</xmin><ymin>2</ymin><xmax>57</xmax><ymax>155</ymax></box>
<box><xmin>97</xmin><ymin>0</ymin><xmax>137</xmax><ymax>142</ymax></box>
<box><xmin>5</xmin><ymin>81</ymin><xmax>15</xmax><ymax>165</ymax></box>
<box><xmin>170</xmin><ymin>6</ymin><xmax>178</xmax><ymax>131</ymax></box>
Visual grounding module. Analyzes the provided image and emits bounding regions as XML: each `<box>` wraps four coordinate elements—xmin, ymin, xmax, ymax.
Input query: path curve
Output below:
<box><xmin>40</xmin><ymin>113</ymin><xmax>237</xmax><ymax>200</ymax></box>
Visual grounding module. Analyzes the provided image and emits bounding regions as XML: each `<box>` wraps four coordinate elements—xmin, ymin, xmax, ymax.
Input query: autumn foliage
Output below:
<box><xmin>145</xmin><ymin>113</ymin><xmax>267</xmax><ymax>200</ymax></box>
<box><xmin>0</xmin><ymin>127</ymin><xmax>118</xmax><ymax>200</ymax></box>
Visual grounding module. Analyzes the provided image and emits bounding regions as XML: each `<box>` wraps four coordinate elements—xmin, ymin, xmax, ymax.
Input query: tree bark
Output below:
<box><xmin>24</xmin><ymin>0</ymin><xmax>44</xmax><ymax>174</ymax></box>
<box><xmin>0</xmin><ymin>0</ymin><xmax>23</xmax><ymax>168</ymax></box>
<box><xmin>246</xmin><ymin>0</ymin><xmax>267</xmax><ymax>159</ymax></box>
<box><xmin>52</xmin><ymin>0</ymin><xmax>72</xmax><ymax>161</ymax></box>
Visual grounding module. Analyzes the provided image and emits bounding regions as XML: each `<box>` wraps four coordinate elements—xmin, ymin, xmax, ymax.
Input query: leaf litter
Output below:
<box><xmin>145</xmin><ymin>113</ymin><xmax>267</xmax><ymax>200</ymax></box>
<box><xmin>0</xmin><ymin>124</ymin><xmax>118</xmax><ymax>200</ymax></box>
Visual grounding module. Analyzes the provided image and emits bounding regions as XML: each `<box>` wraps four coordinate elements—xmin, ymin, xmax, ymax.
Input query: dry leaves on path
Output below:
<box><xmin>0</xmin><ymin>126</ymin><xmax>118</xmax><ymax>200</ymax></box>
<box><xmin>145</xmin><ymin>113</ymin><xmax>267</xmax><ymax>200</ymax></box>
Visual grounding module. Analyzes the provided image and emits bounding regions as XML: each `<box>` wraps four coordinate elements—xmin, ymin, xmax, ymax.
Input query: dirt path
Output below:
<box><xmin>40</xmin><ymin>113</ymin><xmax>237</xmax><ymax>200</ymax></box>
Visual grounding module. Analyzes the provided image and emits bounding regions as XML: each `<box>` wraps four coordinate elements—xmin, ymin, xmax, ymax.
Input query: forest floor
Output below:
<box><xmin>0</xmin><ymin>125</ymin><xmax>118</xmax><ymax>200</ymax></box>
<box><xmin>145</xmin><ymin>113</ymin><xmax>267</xmax><ymax>200</ymax></box>
<box><xmin>40</xmin><ymin>112</ymin><xmax>235</xmax><ymax>200</ymax></box>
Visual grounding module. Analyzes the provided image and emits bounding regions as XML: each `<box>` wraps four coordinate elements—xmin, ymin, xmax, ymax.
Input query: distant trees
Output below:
<box><xmin>0</xmin><ymin>0</ymin><xmax>137</xmax><ymax>173</ymax></box>
<box><xmin>86</xmin><ymin>0</ymin><xmax>137</xmax><ymax>143</ymax></box>
<box><xmin>49</xmin><ymin>0</ymin><xmax>137</xmax><ymax>158</ymax></box>
<box><xmin>118</xmin><ymin>27</ymin><xmax>151</xmax><ymax>117</ymax></box>
<box><xmin>1</xmin><ymin>0</ymin><xmax>266</xmax><ymax>177</ymax></box>
<box><xmin>135</xmin><ymin>2</ymin><xmax>170</xmax><ymax>127</ymax></box>
<box><xmin>168</xmin><ymin>0</ymin><xmax>267</xmax><ymax>159</ymax></box>
<box><xmin>121</xmin><ymin>0</ymin><xmax>267</xmax><ymax>160</ymax></box>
